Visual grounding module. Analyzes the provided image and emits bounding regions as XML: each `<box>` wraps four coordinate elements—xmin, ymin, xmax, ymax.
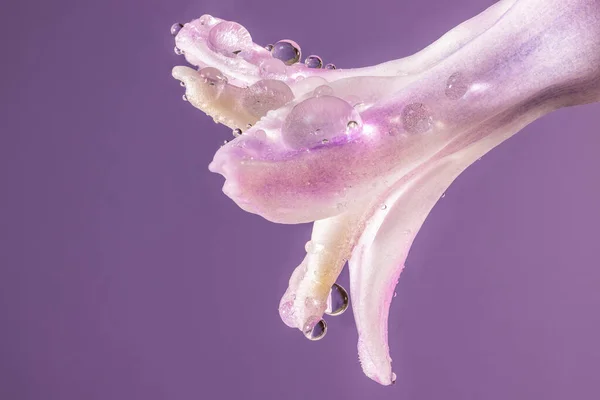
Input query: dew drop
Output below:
<box><xmin>279</xmin><ymin>299</ymin><xmax>296</xmax><ymax>328</ymax></box>
<box><xmin>347</xmin><ymin>120</ymin><xmax>358</xmax><ymax>129</ymax></box>
<box><xmin>282</xmin><ymin>96</ymin><xmax>362</xmax><ymax>149</ymax></box>
<box><xmin>179</xmin><ymin>81</ymin><xmax>185</xmax><ymax>87</ymax></box>
<box><xmin>259</xmin><ymin>58</ymin><xmax>287</xmax><ymax>78</ymax></box>
<box><xmin>223</xmin><ymin>140</ymin><xmax>229</xmax><ymax>145</ymax></box>
<box><xmin>391</xmin><ymin>373</ymin><xmax>397</xmax><ymax>384</ymax></box>
<box><xmin>303</xmin><ymin>317</ymin><xmax>327</xmax><ymax>341</ymax></box>
<box><xmin>313</xmin><ymin>85</ymin><xmax>333</xmax><ymax>97</ymax></box>
<box><xmin>174</xmin><ymin>46</ymin><xmax>184</xmax><ymax>55</ymax></box>
<box><xmin>272</xmin><ymin>40</ymin><xmax>301</xmax><ymax>65</ymax></box>
<box><xmin>325</xmin><ymin>283</ymin><xmax>349</xmax><ymax>316</ymax></box>
<box><xmin>170</xmin><ymin>23</ymin><xmax>183</xmax><ymax>36</ymax></box>
<box><xmin>182</xmin><ymin>94</ymin><xmax>188</xmax><ymax>101</ymax></box>
<box><xmin>393</xmin><ymin>292</ymin><xmax>397</xmax><ymax>298</ymax></box>
<box><xmin>232</xmin><ymin>128</ymin><xmax>242</xmax><ymax>137</ymax></box>
<box><xmin>445</xmin><ymin>72</ymin><xmax>469</xmax><ymax>100</ymax></box>
<box><xmin>322</xmin><ymin>139</ymin><xmax>329</xmax><ymax>144</ymax></box>
<box><xmin>199</xmin><ymin>14</ymin><xmax>216</xmax><ymax>26</ymax></box>
<box><xmin>441</xmin><ymin>193</ymin><xmax>446</xmax><ymax>198</ymax></box>
<box><xmin>401</xmin><ymin>103</ymin><xmax>433</xmax><ymax>134</ymax></box>
<box><xmin>199</xmin><ymin>67</ymin><xmax>228</xmax><ymax>86</ymax></box>
<box><xmin>325</xmin><ymin>63</ymin><xmax>336</xmax><ymax>70</ymax></box>
<box><xmin>265</xmin><ymin>44</ymin><xmax>274</xmax><ymax>51</ymax></box>
<box><xmin>381</xmin><ymin>204</ymin><xmax>387</xmax><ymax>210</ymax></box>
<box><xmin>207</xmin><ymin>21</ymin><xmax>253</xmax><ymax>57</ymax></box>
<box><xmin>305</xmin><ymin>55</ymin><xmax>323</xmax><ymax>69</ymax></box>
<box><xmin>242</xmin><ymin>79</ymin><xmax>294</xmax><ymax>117</ymax></box>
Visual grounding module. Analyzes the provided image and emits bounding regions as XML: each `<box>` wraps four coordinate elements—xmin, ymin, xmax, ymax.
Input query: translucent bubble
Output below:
<box><xmin>259</xmin><ymin>58</ymin><xmax>287</xmax><ymax>78</ymax></box>
<box><xmin>445</xmin><ymin>72</ymin><xmax>469</xmax><ymax>100</ymax></box>
<box><xmin>303</xmin><ymin>317</ymin><xmax>327</xmax><ymax>341</ymax></box>
<box><xmin>233</xmin><ymin>128</ymin><xmax>242</xmax><ymax>137</ymax></box>
<box><xmin>208</xmin><ymin>21</ymin><xmax>253</xmax><ymax>57</ymax></box>
<box><xmin>391</xmin><ymin>373</ymin><xmax>397</xmax><ymax>384</ymax></box>
<box><xmin>179</xmin><ymin>81</ymin><xmax>185</xmax><ymax>87</ymax></box>
<box><xmin>381</xmin><ymin>204</ymin><xmax>387</xmax><ymax>210</ymax></box>
<box><xmin>347</xmin><ymin>120</ymin><xmax>358</xmax><ymax>129</ymax></box>
<box><xmin>242</xmin><ymin>79</ymin><xmax>294</xmax><ymax>118</ymax></box>
<box><xmin>199</xmin><ymin>14</ymin><xmax>216</xmax><ymax>26</ymax></box>
<box><xmin>279</xmin><ymin>299</ymin><xmax>296</xmax><ymax>328</ymax></box>
<box><xmin>282</xmin><ymin>95</ymin><xmax>362</xmax><ymax>149</ymax></box>
<box><xmin>272</xmin><ymin>40</ymin><xmax>301</xmax><ymax>65</ymax></box>
<box><xmin>325</xmin><ymin>63</ymin><xmax>336</xmax><ymax>70</ymax></box>
<box><xmin>401</xmin><ymin>102</ymin><xmax>433</xmax><ymax>134</ymax></box>
<box><xmin>174</xmin><ymin>46</ymin><xmax>184</xmax><ymax>55</ymax></box>
<box><xmin>199</xmin><ymin>67</ymin><xmax>228</xmax><ymax>86</ymax></box>
<box><xmin>170</xmin><ymin>23</ymin><xmax>183</xmax><ymax>36</ymax></box>
<box><xmin>305</xmin><ymin>55</ymin><xmax>323</xmax><ymax>69</ymax></box>
<box><xmin>325</xmin><ymin>283</ymin><xmax>349</xmax><ymax>316</ymax></box>
<box><xmin>265</xmin><ymin>44</ymin><xmax>274</xmax><ymax>51</ymax></box>
<box><xmin>182</xmin><ymin>94</ymin><xmax>188</xmax><ymax>101</ymax></box>
<box><xmin>313</xmin><ymin>85</ymin><xmax>333</xmax><ymax>97</ymax></box>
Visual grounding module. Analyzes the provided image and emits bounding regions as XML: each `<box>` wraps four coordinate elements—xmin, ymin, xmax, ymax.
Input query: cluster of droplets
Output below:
<box><xmin>300</xmin><ymin>283</ymin><xmax>350</xmax><ymax>341</ymax></box>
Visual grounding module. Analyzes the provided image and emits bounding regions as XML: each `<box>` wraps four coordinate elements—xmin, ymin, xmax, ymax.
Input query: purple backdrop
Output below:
<box><xmin>2</xmin><ymin>0</ymin><xmax>600</xmax><ymax>399</ymax></box>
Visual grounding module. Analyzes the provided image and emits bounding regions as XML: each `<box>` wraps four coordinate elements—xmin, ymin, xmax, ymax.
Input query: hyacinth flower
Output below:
<box><xmin>169</xmin><ymin>0</ymin><xmax>600</xmax><ymax>386</ymax></box>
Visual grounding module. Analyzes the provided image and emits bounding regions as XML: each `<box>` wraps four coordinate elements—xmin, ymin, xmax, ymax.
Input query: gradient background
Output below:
<box><xmin>2</xmin><ymin>0</ymin><xmax>600</xmax><ymax>399</ymax></box>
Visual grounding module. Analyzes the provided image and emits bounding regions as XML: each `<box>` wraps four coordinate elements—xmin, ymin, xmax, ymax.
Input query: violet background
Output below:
<box><xmin>2</xmin><ymin>0</ymin><xmax>600</xmax><ymax>399</ymax></box>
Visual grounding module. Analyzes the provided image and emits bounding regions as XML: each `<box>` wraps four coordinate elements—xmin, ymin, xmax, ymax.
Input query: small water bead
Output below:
<box><xmin>207</xmin><ymin>21</ymin><xmax>253</xmax><ymax>57</ymax></box>
<box><xmin>401</xmin><ymin>102</ymin><xmax>433</xmax><ymax>134</ymax></box>
<box><xmin>381</xmin><ymin>204</ymin><xmax>387</xmax><ymax>210</ymax></box>
<box><xmin>325</xmin><ymin>63</ymin><xmax>336</xmax><ymax>70</ymax></box>
<box><xmin>265</xmin><ymin>44</ymin><xmax>274</xmax><ymax>51</ymax></box>
<box><xmin>322</xmin><ymin>139</ymin><xmax>329</xmax><ymax>144</ymax></box>
<box><xmin>282</xmin><ymin>95</ymin><xmax>362</xmax><ymax>149</ymax></box>
<box><xmin>272</xmin><ymin>40</ymin><xmax>302</xmax><ymax>65</ymax></box>
<box><xmin>170</xmin><ymin>23</ymin><xmax>183</xmax><ymax>36</ymax></box>
<box><xmin>259</xmin><ymin>58</ymin><xmax>287</xmax><ymax>78</ymax></box>
<box><xmin>305</xmin><ymin>55</ymin><xmax>323</xmax><ymax>69</ymax></box>
<box><xmin>199</xmin><ymin>67</ymin><xmax>228</xmax><ymax>86</ymax></box>
<box><xmin>279</xmin><ymin>299</ymin><xmax>296</xmax><ymax>328</ymax></box>
<box><xmin>325</xmin><ymin>283</ymin><xmax>349</xmax><ymax>316</ymax></box>
<box><xmin>303</xmin><ymin>317</ymin><xmax>327</xmax><ymax>341</ymax></box>
<box><xmin>179</xmin><ymin>81</ymin><xmax>185</xmax><ymax>87</ymax></box>
<box><xmin>233</xmin><ymin>128</ymin><xmax>242</xmax><ymax>137</ymax></box>
<box><xmin>313</xmin><ymin>85</ymin><xmax>333</xmax><ymax>97</ymax></box>
<box><xmin>305</xmin><ymin>240</ymin><xmax>325</xmax><ymax>254</ymax></box>
<box><xmin>347</xmin><ymin>120</ymin><xmax>358</xmax><ymax>130</ymax></box>
<box><xmin>199</xmin><ymin>14</ymin><xmax>216</xmax><ymax>26</ymax></box>
<box><xmin>391</xmin><ymin>373</ymin><xmax>397</xmax><ymax>384</ymax></box>
<box><xmin>242</xmin><ymin>79</ymin><xmax>294</xmax><ymax>118</ymax></box>
<box><xmin>445</xmin><ymin>72</ymin><xmax>469</xmax><ymax>100</ymax></box>
<box><xmin>182</xmin><ymin>94</ymin><xmax>188</xmax><ymax>101</ymax></box>
<box><xmin>174</xmin><ymin>46</ymin><xmax>184</xmax><ymax>55</ymax></box>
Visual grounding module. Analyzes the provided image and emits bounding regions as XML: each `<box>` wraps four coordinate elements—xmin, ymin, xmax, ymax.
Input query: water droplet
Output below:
<box><xmin>199</xmin><ymin>67</ymin><xmax>228</xmax><ymax>86</ymax></box>
<box><xmin>305</xmin><ymin>55</ymin><xmax>323</xmax><ymax>69</ymax></box>
<box><xmin>242</xmin><ymin>79</ymin><xmax>294</xmax><ymax>117</ymax></box>
<box><xmin>347</xmin><ymin>120</ymin><xmax>358</xmax><ymax>129</ymax></box>
<box><xmin>233</xmin><ymin>128</ymin><xmax>242</xmax><ymax>137</ymax></box>
<box><xmin>303</xmin><ymin>317</ymin><xmax>327</xmax><ymax>341</ymax></box>
<box><xmin>393</xmin><ymin>292</ymin><xmax>397</xmax><ymax>298</ymax></box>
<box><xmin>325</xmin><ymin>63</ymin><xmax>336</xmax><ymax>70</ymax></box>
<box><xmin>170</xmin><ymin>23</ymin><xmax>183</xmax><ymax>36</ymax></box>
<box><xmin>259</xmin><ymin>58</ymin><xmax>287</xmax><ymax>78</ymax></box>
<box><xmin>305</xmin><ymin>240</ymin><xmax>325</xmax><ymax>254</ymax></box>
<box><xmin>325</xmin><ymin>283</ymin><xmax>349</xmax><ymax>316</ymax></box>
<box><xmin>321</xmin><ymin>139</ymin><xmax>329</xmax><ymax>144</ymax></box>
<box><xmin>207</xmin><ymin>21</ymin><xmax>253</xmax><ymax>57</ymax></box>
<box><xmin>282</xmin><ymin>96</ymin><xmax>362</xmax><ymax>149</ymax></box>
<box><xmin>279</xmin><ymin>299</ymin><xmax>296</xmax><ymax>328</ymax></box>
<box><xmin>441</xmin><ymin>193</ymin><xmax>446</xmax><ymax>198</ymax></box>
<box><xmin>401</xmin><ymin>103</ymin><xmax>433</xmax><ymax>134</ymax></box>
<box><xmin>381</xmin><ymin>204</ymin><xmax>387</xmax><ymax>210</ymax></box>
<box><xmin>179</xmin><ymin>81</ymin><xmax>185</xmax><ymax>87</ymax></box>
<box><xmin>265</xmin><ymin>44</ymin><xmax>274</xmax><ymax>51</ymax></box>
<box><xmin>445</xmin><ymin>72</ymin><xmax>469</xmax><ymax>100</ymax></box>
<box><xmin>254</xmin><ymin>129</ymin><xmax>267</xmax><ymax>140</ymax></box>
<box><xmin>199</xmin><ymin>14</ymin><xmax>216</xmax><ymax>26</ymax></box>
<box><xmin>313</xmin><ymin>85</ymin><xmax>333</xmax><ymax>97</ymax></box>
<box><xmin>223</xmin><ymin>140</ymin><xmax>229</xmax><ymax>144</ymax></box>
<box><xmin>391</xmin><ymin>373</ymin><xmax>397</xmax><ymax>384</ymax></box>
<box><xmin>182</xmin><ymin>94</ymin><xmax>188</xmax><ymax>101</ymax></box>
<box><xmin>272</xmin><ymin>40</ymin><xmax>301</xmax><ymax>65</ymax></box>
<box><xmin>174</xmin><ymin>46</ymin><xmax>184</xmax><ymax>55</ymax></box>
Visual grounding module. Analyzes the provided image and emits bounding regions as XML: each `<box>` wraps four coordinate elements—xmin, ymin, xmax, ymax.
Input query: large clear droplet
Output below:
<box><xmin>282</xmin><ymin>95</ymin><xmax>362</xmax><ymax>149</ymax></box>
<box><xmin>401</xmin><ymin>103</ymin><xmax>433</xmax><ymax>134</ymax></box>
<box><xmin>199</xmin><ymin>67</ymin><xmax>228</xmax><ymax>86</ymax></box>
<box><xmin>445</xmin><ymin>72</ymin><xmax>469</xmax><ymax>100</ymax></box>
<box><xmin>305</xmin><ymin>55</ymin><xmax>323</xmax><ymax>69</ymax></box>
<box><xmin>242</xmin><ymin>79</ymin><xmax>294</xmax><ymax>118</ymax></box>
<box><xmin>207</xmin><ymin>21</ymin><xmax>253</xmax><ymax>57</ymax></box>
<box><xmin>272</xmin><ymin>40</ymin><xmax>301</xmax><ymax>65</ymax></box>
<box><xmin>325</xmin><ymin>283</ymin><xmax>349</xmax><ymax>316</ymax></box>
<box><xmin>303</xmin><ymin>317</ymin><xmax>327</xmax><ymax>341</ymax></box>
<box><xmin>170</xmin><ymin>23</ymin><xmax>183</xmax><ymax>36</ymax></box>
